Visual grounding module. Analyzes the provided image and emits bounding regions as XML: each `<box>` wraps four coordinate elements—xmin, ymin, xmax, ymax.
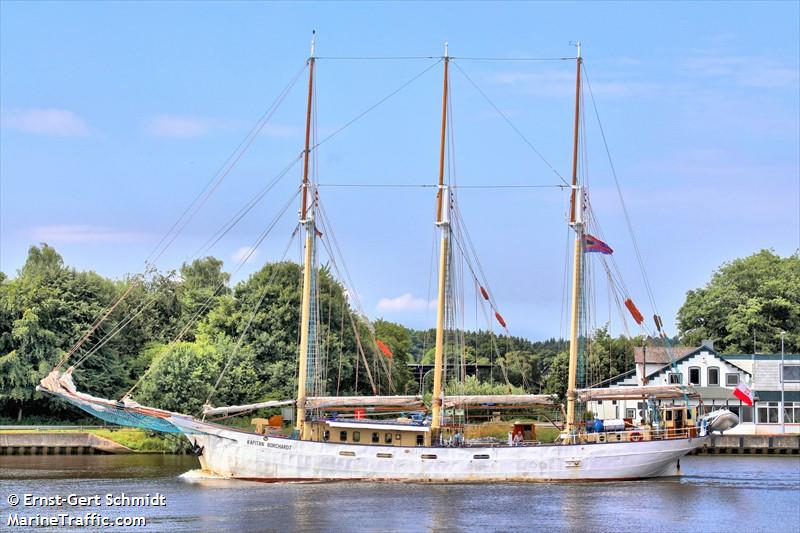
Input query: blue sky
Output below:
<box><xmin>1</xmin><ymin>1</ymin><xmax>798</xmax><ymax>341</ymax></box>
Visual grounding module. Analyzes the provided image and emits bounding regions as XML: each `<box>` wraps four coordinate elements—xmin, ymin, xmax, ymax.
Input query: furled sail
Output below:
<box><xmin>37</xmin><ymin>370</ymin><xmax>186</xmax><ymax>433</ymax></box>
<box><xmin>202</xmin><ymin>400</ymin><xmax>296</xmax><ymax>417</ymax></box>
<box><xmin>443</xmin><ymin>394</ymin><xmax>558</xmax><ymax>408</ymax></box>
<box><xmin>575</xmin><ymin>384</ymin><xmax>700</xmax><ymax>402</ymax></box>
<box><xmin>304</xmin><ymin>396</ymin><xmax>425</xmax><ymax>410</ymax></box>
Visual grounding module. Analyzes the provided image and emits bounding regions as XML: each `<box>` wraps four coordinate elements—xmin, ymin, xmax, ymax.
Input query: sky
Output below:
<box><xmin>1</xmin><ymin>1</ymin><xmax>798</xmax><ymax>342</ymax></box>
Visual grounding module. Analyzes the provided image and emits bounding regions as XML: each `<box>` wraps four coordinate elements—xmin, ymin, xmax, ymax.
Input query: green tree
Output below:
<box><xmin>585</xmin><ymin>326</ymin><xmax>636</xmax><ymax>387</ymax></box>
<box><xmin>677</xmin><ymin>250</ymin><xmax>799</xmax><ymax>353</ymax></box>
<box><xmin>544</xmin><ymin>351</ymin><xmax>569</xmax><ymax>401</ymax></box>
<box><xmin>176</xmin><ymin>257</ymin><xmax>230</xmax><ymax>341</ymax></box>
<box><xmin>0</xmin><ymin>245</ymin><xmax>123</xmax><ymax>419</ymax></box>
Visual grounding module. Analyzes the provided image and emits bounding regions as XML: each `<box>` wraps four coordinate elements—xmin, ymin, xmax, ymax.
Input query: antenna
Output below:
<box><xmin>310</xmin><ymin>30</ymin><xmax>316</xmax><ymax>58</ymax></box>
<box><xmin>444</xmin><ymin>41</ymin><xmax>449</xmax><ymax>58</ymax></box>
<box><xmin>570</xmin><ymin>40</ymin><xmax>582</xmax><ymax>59</ymax></box>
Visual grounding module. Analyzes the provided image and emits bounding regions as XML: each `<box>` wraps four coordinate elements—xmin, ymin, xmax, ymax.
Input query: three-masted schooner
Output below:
<box><xmin>38</xmin><ymin>37</ymin><xmax>737</xmax><ymax>482</ymax></box>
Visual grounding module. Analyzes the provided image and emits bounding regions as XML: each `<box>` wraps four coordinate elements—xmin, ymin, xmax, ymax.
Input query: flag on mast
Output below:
<box><xmin>584</xmin><ymin>234</ymin><xmax>613</xmax><ymax>254</ymax></box>
<box><xmin>733</xmin><ymin>382</ymin><xmax>754</xmax><ymax>406</ymax></box>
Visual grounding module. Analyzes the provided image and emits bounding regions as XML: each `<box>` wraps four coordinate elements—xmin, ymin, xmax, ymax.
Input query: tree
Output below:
<box><xmin>176</xmin><ymin>257</ymin><xmax>230</xmax><ymax>341</ymax></box>
<box><xmin>585</xmin><ymin>326</ymin><xmax>637</xmax><ymax>387</ymax></box>
<box><xmin>544</xmin><ymin>351</ymin><xmax>569</xmax><ymax>401</ymax></box>
<box><xmin>0</xmin><ymin>245</ymin><xmax>120</xmax><ymax>419</ymax></box>
<box><xmin>677</xmin><ymin>250</ymin><xmax>799</xmax><ymax>353</ymax></box>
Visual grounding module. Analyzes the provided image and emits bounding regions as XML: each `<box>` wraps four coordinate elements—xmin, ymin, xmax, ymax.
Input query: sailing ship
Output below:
<box><xmin>38</xmin><ymin>37</ymin><xmax>738</xmax><ymax>482</ymax></box>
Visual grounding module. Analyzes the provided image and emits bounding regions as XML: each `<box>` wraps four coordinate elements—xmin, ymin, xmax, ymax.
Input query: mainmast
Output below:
<box><xmin>296</xmin><ymin>31</ymin><xmax>317</xmax><ymax>439</ymax></box>
<box><xmin>565</xmin><ymin>42</ymin><xmax>583</xmax><ymax>438</ymax></box>
<box><xmin>430</xmin><ymin>42</ymin><xmax>450</xmax><ymax>442</ymax></box>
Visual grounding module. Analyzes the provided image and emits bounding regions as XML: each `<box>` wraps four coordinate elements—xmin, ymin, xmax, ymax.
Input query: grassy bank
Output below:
<box><xmin>0</xmin><ymin>427</ymin><xmax>186</xmax><ymax>453</ymax></box>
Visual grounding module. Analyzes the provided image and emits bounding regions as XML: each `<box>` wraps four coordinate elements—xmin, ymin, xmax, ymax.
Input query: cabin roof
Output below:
<box><xmin>325</xmin><ymin>420</ymin><xmax>430</xmax><ymax>432</ymax></box>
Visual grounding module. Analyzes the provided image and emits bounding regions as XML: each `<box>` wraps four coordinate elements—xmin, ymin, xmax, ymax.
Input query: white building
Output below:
<box><xmin>588</xmin><ymin>343</ymin><xmax>800</xmax><ymax>435</ymax></box>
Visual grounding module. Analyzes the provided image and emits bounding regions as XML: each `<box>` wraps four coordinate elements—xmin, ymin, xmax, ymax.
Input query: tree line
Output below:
<box><xmin>0</xmin><ymin>245</ymin><xmax>796</xmax><ymax>422</ymax></box>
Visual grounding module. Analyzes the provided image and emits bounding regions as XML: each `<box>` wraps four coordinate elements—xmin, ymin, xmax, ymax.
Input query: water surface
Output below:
<box><xmin>1</xmin><ymin>455</ymin><xmax>798</xmax><ymax>532</ymax></box>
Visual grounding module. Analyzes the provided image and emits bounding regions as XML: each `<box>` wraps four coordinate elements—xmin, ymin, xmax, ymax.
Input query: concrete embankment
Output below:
<box><xmin>0</xmin><ymin>432</ymin><xmax>133</xmax><ymax>455</ymax></box>
<box><xmin>695</xmin><ymin>434</ymin><xmax>800</xmax><ymax>455</ymax></box>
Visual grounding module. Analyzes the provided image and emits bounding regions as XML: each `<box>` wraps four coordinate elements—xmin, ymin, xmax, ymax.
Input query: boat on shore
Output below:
<box><xmin>39</xmin><ymin>36</ymin><xmax>737</xmax><ymax>482</ymax></box>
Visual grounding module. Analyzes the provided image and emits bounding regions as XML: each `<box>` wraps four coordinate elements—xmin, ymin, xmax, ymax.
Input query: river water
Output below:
<box><xmin>1</xmin><ymin>455</ymin><xmax>798</xmax><ymax>532</ymax></box>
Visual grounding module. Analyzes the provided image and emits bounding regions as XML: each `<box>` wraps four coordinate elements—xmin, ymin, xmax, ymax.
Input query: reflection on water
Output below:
<box><xmin>1</xmin><ymin>455</ymin><xmax>798</xmax><ymax>532</ymax></box>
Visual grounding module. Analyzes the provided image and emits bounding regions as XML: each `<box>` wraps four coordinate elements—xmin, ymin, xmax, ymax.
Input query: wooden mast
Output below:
<box><xmin>565</xmin><ymin>42</ymin><xmax>583</xmax><ymax>438</ymax></box>
<box><xmin>296</xmin><ymin>32</ymin><xmax>316</xmax><ymax>439</ymax></box>
<box><xmin>430</xmin><ymin>42</ymin><xmax>450</xmax><ymax>442</ymax></box>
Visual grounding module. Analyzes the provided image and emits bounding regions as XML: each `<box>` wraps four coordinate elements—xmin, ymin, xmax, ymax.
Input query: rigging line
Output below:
<box><xmin>146</xmin><ymin>62</ymin><xmax>308</xmax><ymax>266</ymax></box>
<box><xmin>582</xmin><ymin>62</ymin><xmax>659</xmax><ymax>314</ymax></box>
<box><xmin>70</xmin><ymin>285</ymin><xmax>166</xmax><ymax>369</ymax></box>
<box><xmin>191</xmin><ymin>154</ymin><xmax>303</xmax><ymax>259</ymax></box>
<box><xmin>204</xmin><ymin>225</ymin><xmax>300</xmax><ymax>410</ymax></box>
<box><xmin>172</xmin><ymin>189</ymin><xmax>301</xmax><ymax>344</ymax></box>
<box><xmin>451</xmin><ymin>60</ymin><xmax>570</xmax><ymax>187</ymax></box>
<box><xmin>57</xmin><ymin>274</ymin><xmax>145</xmax><ymax>369</ymax></box>
<box><xmin>315</xmin><ymin>201</ymin><xmax>395</xmax><ymax>391</ymax></box>
<box><xmin>310</xmin><ymin>59</ymin><xmax>443</xmax><ymax>151</ymax></box>
<box><xmin>453</xmin><ymin>56</ymin><xmax>576</xmax><ymax>61</ymax></box>
<box><xmin>315</xmin><ymin>56</ymin><xmax>438</xmax><ymax>60</ymax></box>
<box><xmin>123</xmin><ymin>191</ymin><xmax>301</xmax><ymax>399</ymax></box>
<box><xmin>317</xmin><ymin>183</ymin><xmax>567</xmax><ymax>189</ymax></box>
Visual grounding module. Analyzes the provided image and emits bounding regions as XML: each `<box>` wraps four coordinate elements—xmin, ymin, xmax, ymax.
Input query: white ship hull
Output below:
<box><xmin>171</xmin><ymin>417</ymin><xmax>704</xmax><ymax>482</ymax></box>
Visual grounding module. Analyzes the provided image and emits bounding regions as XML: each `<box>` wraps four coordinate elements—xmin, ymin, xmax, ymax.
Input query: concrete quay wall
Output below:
<box><xmin>0</xmin><ymin>432</ymin><xmax>133</xmax><ymax>455</ymax></box>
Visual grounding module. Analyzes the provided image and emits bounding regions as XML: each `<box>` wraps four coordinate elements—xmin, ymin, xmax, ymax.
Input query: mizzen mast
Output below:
<box><xmin>430</xmin><ymin>42</ymin><xmax>450</xmax><ymax>442</ymax></box>
<box><xmin>296</xmin><ymin>31</ymin><xmax>317</xmax><ymax>439</ymax></box>
<box><xmin>565</xmin><ymin>41</ymin><xmax>583</xmax><ymax>438</ymax></box>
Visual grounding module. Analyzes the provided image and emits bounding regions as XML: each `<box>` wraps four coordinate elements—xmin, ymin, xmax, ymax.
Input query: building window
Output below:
<box><xmin>323</xmin><ymin>430</ymin><xmax>330</xmax><ymax>442</ymax></box>
<box><xmin>385</xmin><ymin>433</ymin><xmax>392</xmax><ymax>444</ymax></box>
<box><xmin>396</xmin><ymin>433</ymin><xmax>402</xmax><ymax>441</ymax></box>
<box><xmin>740</xmin><ymin>405</ymin><xmax>753</xmax><ymax>423</ymax></box>
<box><xmin>785</xmin><ymin>402</ymin><xmax>800</xmax><ymax>424</ymax></box>
<box><xmin>782</xmin><ymin>365</ymin><xmax>800</xmax><ymax>383</ymax></box>
<box><xmin>339</xmin><ymin>431</ymin><xmax>348</xmax><ymax>442</ymax></box>
<box><xmin>757</xmin><ymin>402</ymin><xmax>780</xmax><ymax>424</ymax></box>
<box><xmin>371</xmin><ymin>432</ymin><xmax>380</xmax><ymax>443</ymax></box>
<box><xmin>726</xmin><ymin>373</ymin><xmax>739</xmax><ymax>387</ymax></box>
<box><xmin>625</xmin><ymin>408</ymin><xmax>636</xmax><ymax>419</ymax></box>
<box><xmin>708</xmin><ymin>367</ymin><xmax>719</xmax><ymax>386</ymax></box>
<box><xmin>689</xmin><ymin>367</ymin><xmax>701</xmax><ymax>385</ymax></box>
<box><xmin>668</xmin><ymin>373</ymin><xmax>682</xmax><ymax>384</ymax></box>
<box><xmin>416</xmin><ymin>434</ymin><xmax>424</xmax><ymax>446</ymax></box>
<box><xmin>353</xmin><ymin>431</ymin><xmax>361</xmax><ymax>442</ymax></box>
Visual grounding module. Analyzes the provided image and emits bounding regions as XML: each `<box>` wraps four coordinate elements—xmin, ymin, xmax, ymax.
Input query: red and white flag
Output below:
<box><xmin>733</xmin><ymin>382</ymin><xmax>754</xmax><ymax>406</ymax></box>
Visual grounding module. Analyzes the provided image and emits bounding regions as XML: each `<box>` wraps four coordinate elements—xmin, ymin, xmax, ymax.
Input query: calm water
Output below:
<box><xmin>1</xmin><ymin>455</ymin><xmax>798</xmax><ymax>532</ymax></box>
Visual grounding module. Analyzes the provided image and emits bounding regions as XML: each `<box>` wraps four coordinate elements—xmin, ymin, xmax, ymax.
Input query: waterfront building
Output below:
<box><xmin>588</xmin><ymin>343</ymin><xmax>800</xmax><ymax>435</ymax></box>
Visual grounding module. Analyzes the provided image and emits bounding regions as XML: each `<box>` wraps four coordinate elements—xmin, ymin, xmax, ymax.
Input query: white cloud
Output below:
<box><xmin>681</xmin><ymin>55</ymin><xmax>799</xmax><ymax>88</ymax></box>
<box><xmin>1</xmin><ymin>108</ymin><xmax>89</xmax><ymax>136</ymax></box>
<box><xmin>144</xmin><ymin>114</ymin><xmax>217</xmax><ymax>138</ymax></box>
<box><xmin>31</xmin><ymin>225</ymin><xmax>144</xmax><ymax>243</ymax></box>
<box><xmin>232</xmin><ymin>246</ymin><xmax>259</xmax><ymax>264</ymax></box>
<box><xmin>376</xmin><ymin>292</ymin><xmax>435</xmax><ymax>312</ymax></box>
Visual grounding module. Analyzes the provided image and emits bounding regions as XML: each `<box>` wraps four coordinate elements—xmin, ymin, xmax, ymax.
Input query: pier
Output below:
<box><xmin>0</xmin><ymin>431</ymin><xmax>133</xmax><ymax>455</ymax></box>
<box><xmin>695</xmin><ymin>434</ymin><xmax>800</xmax><ymax>455</ymax></box>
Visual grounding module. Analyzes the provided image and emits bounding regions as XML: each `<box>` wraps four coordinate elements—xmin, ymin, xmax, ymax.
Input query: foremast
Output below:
<box><xmin>296</xmin><ymin>32</ymin><xmax>317</xmax><ymax>439</ymax></box>
<box><xmin>430</xmin><ymin>43</ymin><xmax>450</xmax><ymax>443</ymax></box>
<box><xmin>565</xmin><ymin>42</ymin><xmax>584</xmax><ymax>438</ymax></box>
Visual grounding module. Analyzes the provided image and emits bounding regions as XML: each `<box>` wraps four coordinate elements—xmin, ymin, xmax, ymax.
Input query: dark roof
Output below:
<box><xmin>634</xmin><ymin>346</ymin><xmax>696</xmax><ymax>364</ymax></box>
